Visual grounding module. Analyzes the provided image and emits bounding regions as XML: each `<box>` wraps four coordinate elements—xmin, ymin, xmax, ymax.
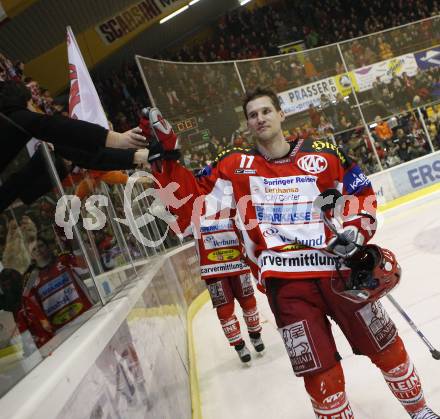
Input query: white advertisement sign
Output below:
<box><xmin>278</xmin><ymin>77</ymin><xmax>338</xmax><ymax>115</ymax></box>
<box><xmin>369</xmin><ymin>170</ymin><xmax>399</xmax><ymax>204</ymax></box>
<box><xmin>354</xmin><ymin>54</ymin><xmax>419</xmax><ymax>92</ymax></box>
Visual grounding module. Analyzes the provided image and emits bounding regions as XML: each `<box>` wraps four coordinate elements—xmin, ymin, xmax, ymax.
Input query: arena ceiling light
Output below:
<box><xmin>160</xmin><ymin>5</ymin><xmax>189</xmax><ymax>24</ymax></box>
<box><xmin>239</xmin><ymin>0</ymin><xmax>253</xmax><ymax>5</ymax></box>
<box><xmin>189</xmin><ymin>0</ymin><xmax>202</xmax><ymax>5</ymax></box>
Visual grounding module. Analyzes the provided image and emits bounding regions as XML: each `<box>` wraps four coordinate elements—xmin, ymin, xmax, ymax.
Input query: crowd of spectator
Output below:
<box><xmin>356</xmin><ymin>111</ymin><xmax>432</xmax><ymax>171</ymax></box>
<box><xmin>299</xmin><ymin>65</ymin><xmax>440</xmax><ymax>130</ymax></box>
<box><xmin>300</xmin><ymin>83</ymin><xmax>439</xmax><ymax>173</ymax></box>
<box><xmin>3</xmin><ymin>0</ymin><xmax>440</xmax><ymax>172</ymax></box>
<box><xmin>369</xmin><ymin>67</ymin><xmax>440</xmax><ymax>109</ymax></box>
<box><xmin>163</xmin><ymin>0</ymin><xmax>438</xmax><ymax>64</ymax></box>
<box><xmin>1</xmin><ymin>53</ymin><xmax>65</xmax><ymax>117</ymax></box>
<box><xmin>94</xmin><ymin>63</ymin><xmax>148</xmax><ymax>132</ymax></box>
<box><xmin>90</xmin><ymin>0</ymin><xmax>440</xmax><ymax>131</ymax></box>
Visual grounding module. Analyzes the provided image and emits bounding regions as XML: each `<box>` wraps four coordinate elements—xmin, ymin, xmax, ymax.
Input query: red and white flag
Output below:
<box><xmin>67</xmin><ymin>26</ymin><xmax>108</xmax><ymax>129</ymax></box>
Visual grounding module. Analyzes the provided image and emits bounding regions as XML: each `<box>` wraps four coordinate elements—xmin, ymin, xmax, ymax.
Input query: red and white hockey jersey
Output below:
<box><xmin>192</xmin><ymin>214</ymin><xmax>250</xmax><ymax>280</ymax></box>
<box><xmin>19</xmin><ymin>253</ymin><xmax>94</xmax><ymax>347</ymax></box>
<box><xmin>154</xmin><ymin>139</ymin><xmax>376</xmax><ymax>284</ymax></box>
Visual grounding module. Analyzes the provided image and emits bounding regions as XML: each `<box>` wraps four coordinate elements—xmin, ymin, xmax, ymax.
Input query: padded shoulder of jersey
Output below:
<box><xmin>300</xmin><ymin>138</ymin><xmax>352</xmax><ymax>167</ymax></box>
<box><xmin>212</xmin><ymin>146</ymin><xmax>256</xmax><ymax>167</ymax></box>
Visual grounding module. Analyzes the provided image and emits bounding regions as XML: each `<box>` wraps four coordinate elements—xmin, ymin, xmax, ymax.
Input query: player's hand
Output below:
<box><xmin>133</xmin><ymin>149</ymin><xmax>151</xmax><ymax>169</ymax></box>
<box><xmin>327</xmin><ymin>225</ymin><xmax>364</xmax><ymax>258</ymax></box>
<box><xmin>327</xmin><ymin>215</ymin><xmax>374</xmax><ymax>258</ymax></box>
<box><xmin>120</xmin><ymin>126</ymin><xmax>147</xmax><ymax>148</ymax></box>
<box><xmin>106</xmin><ymin>127</ymin><xmax>146</xmax><ymax>149</ymax></box>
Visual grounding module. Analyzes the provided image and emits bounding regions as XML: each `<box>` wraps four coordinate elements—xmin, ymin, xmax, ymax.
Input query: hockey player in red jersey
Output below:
<box><xmin>139</xmin><ymin>88</ymin><xmax>438</xmax><ymax>419</ymax></box>
<box><xmin>184</xmin><ymin>197</ymin><xmax>265</xmax><ymax>363</ymax></box>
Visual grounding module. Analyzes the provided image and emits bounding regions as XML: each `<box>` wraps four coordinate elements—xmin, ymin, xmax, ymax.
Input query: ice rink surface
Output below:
<box><xmin>193</xmin><ymin>191</ymin><xmax>440</xmax><ymax>419</ymax></box>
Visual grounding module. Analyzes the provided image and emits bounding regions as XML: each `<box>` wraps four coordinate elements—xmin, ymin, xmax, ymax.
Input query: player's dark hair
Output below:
<box><xmin>242</xmin><ymin>87</ymin><xmax>281</xmax><ymax>119</ymax></box>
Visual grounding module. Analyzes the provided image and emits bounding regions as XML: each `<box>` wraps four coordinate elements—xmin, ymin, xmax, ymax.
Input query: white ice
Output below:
<box><xmin>193</xmin><ymin>191</ymin><xmax>440</xmax><ymax>419</ymax></box>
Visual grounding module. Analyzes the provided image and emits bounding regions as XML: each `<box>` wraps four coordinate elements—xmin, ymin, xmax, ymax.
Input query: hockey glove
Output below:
<box><xmin>139</xmin><ymin>107</ymin><xmax>180</xmax><ymax>161</ymax></box>
<box><xmin>327</xmin><ymin>214</ymin><xmax>376</xmax><ymax>258</ymax></box>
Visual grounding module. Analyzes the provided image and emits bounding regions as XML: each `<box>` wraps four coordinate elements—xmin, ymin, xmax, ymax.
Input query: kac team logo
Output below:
<box><xmin>297</xmin><ymin>155</ymin><xmax>328</xmax><ymax>174</ymax></box>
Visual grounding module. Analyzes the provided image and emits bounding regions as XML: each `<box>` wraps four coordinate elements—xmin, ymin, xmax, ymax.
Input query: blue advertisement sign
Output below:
<box><xmin>414</xmin><ymin>47</ymin><xmax>440</xmax><ymax>70</ymax></box>
<box><xmin>390</xmin><ymin>153</ymin><xmax>440</xmax><ymax>196</ymax></box>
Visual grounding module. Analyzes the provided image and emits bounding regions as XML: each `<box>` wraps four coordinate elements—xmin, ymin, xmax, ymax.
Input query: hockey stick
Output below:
<box><xmin>386</xmin><ymin>294</ymin><xmax>440</xmax><ymax>360</ymax></box>
<box><xmin>314</xmin><ymin>189</ymin><xmax>440</xmax><ymax>360</ymax></box>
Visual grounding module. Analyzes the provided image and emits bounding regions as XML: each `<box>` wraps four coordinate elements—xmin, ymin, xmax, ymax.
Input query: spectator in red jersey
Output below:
<box><xmin>308</xmin><ymin>103</ymin><xmax>321</xmax><ymax>128</ymax></box>
<box><xmin>402</xmin><ymin>72</ymin><xmax>417</xmax><ymax>105</ymax></box>
<box><xmin>16</xmin><ymin>237</ymin><xmax>95</xmax><ymax>348</ymax></box>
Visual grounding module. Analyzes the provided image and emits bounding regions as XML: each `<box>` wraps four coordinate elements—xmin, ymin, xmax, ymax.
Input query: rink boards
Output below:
<box><xmin>0</xmin><ymin>151</ymin><xmax>439</xmax><ymax>419</ymax></box>
<box><xmin>0</xmin><ymin>244</ymin><xmax>205</xmax><ymax>419</ymax></box>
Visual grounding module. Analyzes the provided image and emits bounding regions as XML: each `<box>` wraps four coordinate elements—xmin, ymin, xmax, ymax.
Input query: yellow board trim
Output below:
<box><xmin>0</xmin><ymin>343</ymin><xmax>21</xmax><ymax>359</ymax></box>
<box><xmin>187</xmin><ymin>289</ymin><xmax>210</xmax><ymax>419</ymax></box>
<box><xmin>126</xmin><ymin>305</ymin><xmax>180</xmax><ymax>321</ymax></box>
<box><xmin>378</xmin><ymin>182</ymin><xmax>440</xmax><ymax>212</ymax></box>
